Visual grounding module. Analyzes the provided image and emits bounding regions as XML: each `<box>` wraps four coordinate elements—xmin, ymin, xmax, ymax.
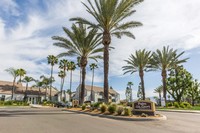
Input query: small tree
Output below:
<box><xmin>187</xmin><ymin>79</ymin><xmax>200</xmax><ymax>106</ymax></box>
<box><xmin>167</xmin><ymin>65</ymin><xmax>193</xmax><ymax>103</ymax></box>
<box><xmin>154</xmin><ymin>85</ymin><xmax>163</xmax><ymax>106</ymax></box>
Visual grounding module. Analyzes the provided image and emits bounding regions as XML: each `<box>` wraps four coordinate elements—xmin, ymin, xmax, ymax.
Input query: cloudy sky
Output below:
<box><xmin>1</xmin><ymin>0</ymin><xmax>200</xmax><ymax>100</ymax></box>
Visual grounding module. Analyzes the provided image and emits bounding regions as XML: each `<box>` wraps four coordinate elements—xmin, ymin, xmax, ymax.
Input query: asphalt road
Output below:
<box><xmin>0</xmin><ymin>108</ymin><xmax>199</xmax><ymax>133</ymax></box>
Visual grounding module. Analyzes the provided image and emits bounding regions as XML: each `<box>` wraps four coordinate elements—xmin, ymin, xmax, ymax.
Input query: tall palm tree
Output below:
<box><xmin>58</xmin><ymin>70</ymin><xmax>66</xmax><ymax>101</ymax></box>
<box><xmin>127</xmin><ymin>82</ymin><xmax>133</xmax><ymax>102</ymax></box>
<box><xmin>67</xmin><ymin>61</ymin><xmax>76</xmax><ymax>102</ymax></box>
<box><xmin>17</xmin><ymin>68</ymin><xmax>26</xmax><ymax>83</ymax></box>
<box><xmin>32</xmin><ymin>80</ymin><xmax>43</xmax><ymax>104</ymax></box>
<box><xmin>22</xmin><ymin>76</ymin><xmax>35</xmax><ymax>102</ymax></box>
<box><xmin>154</xmin><ymin>85</ymin><xmax>163</xmax><ymax>106</ymax></box>
<box><xmin>90</xmin><ymin>63</ymin><xmax>98</xmax><ymax>101</ymax></box>
<box><xmin>47</xmin><ymin>55</ymin><xmax>58</xmax><ymax>101</ymax></box>
<box><xmin>52</xmin><ymin>24</ymin><xmax>103</xmax><ymax>104</ymax></box>
<box><xmin>150</xmin><ymin>46</ymin><xmax>188</xmax><ymax>102</ymax></box>
<box><xmin>70</xmin><ymin>0</ymin><xmax>143</xmax><ymax>103</ymax></box>
<box><xmin>5</xmin><ymin>68</ymin><xmax>19</xmax><ymax>100</ymax></box>
<box><xmin>122</xmin><ymin>49</ymin><xmax>152</xmax><ymax>100</ymax></box>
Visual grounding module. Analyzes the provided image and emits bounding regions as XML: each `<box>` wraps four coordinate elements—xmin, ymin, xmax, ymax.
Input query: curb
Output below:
<box><xmin>63</xmin><ymin>109</ymin><xmax>167</xmax><ymax>121</ymax></box>
<box><xmin>157</xmin><ymin>109</ymin><xmax>200</xmax><ymax>114</ymax></box>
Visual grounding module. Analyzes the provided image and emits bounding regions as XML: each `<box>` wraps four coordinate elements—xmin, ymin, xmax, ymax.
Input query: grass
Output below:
<box><xmin>156</xmin><ymin>106</ymin><xmax>200</xmax><ymax>111</ymax></box>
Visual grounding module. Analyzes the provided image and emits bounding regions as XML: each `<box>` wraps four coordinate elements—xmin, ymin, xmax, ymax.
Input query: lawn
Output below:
<box><xmin>156</xmin><ymin>106</ymin><xmax>200</xmax><ymax>111</ymax></box>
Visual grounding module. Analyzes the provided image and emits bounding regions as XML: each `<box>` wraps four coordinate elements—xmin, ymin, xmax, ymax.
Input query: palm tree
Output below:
<box><xmin>67</xmin><ymin>61</ymin><xmax>76</xmax><ymax>102</ymax></box>
<box><xmin>22</xmin><ymin>76</ymin><xmax>35</xmax><ymax>102</ymax></box>
<box><xmin>70</xmin><ymin>0</ymin><xmax>143</xmax><ymax>103</ymax></box>
<box><xmin>47</xmin><ymin>55</ymin><xmax>58</xmax><ymax>101</ymax></box>
<box><xmin>122</xmin><ymin>49</ymin><xmax>152</xmax><ymax>100</ymax></box>
<box><xmin>32</xmin><ymin>80</ymin><xmax>43</xmax><ymax>104</ymax></box>
<box><xmin>5</xmin><ymin>68</ymin><xmax>19</xmax><ymax>100</ymax></box>
<box><xmin>90</xmin><ymin>63</ymin><xmax>98</xmax><ymax>101</ymax></box>
<box><xmin>58</xmin><ymin>70</ymin><xmax>66</xmax><ymax>101</ymax></box>
<box><xmin>17</xmin><ymin>68</ymin><xmax>26</xmax><ymax>83</ymax></box>
<box><xmin>59</xmin><ymin>59</ymin><xmax>68</xmax><ymax>99</ymax></box>
<box><xmin>154</xmin><ymin>85</ymin><xmax>163</xmax><ymax>106</ymax></box>
<box><xmin>150</xmin><ymin>46</ymin><xmax>188</xmax><ymax>102</ymax></box>
<box><xmin>127</xmin><ymin>82</ymin><xmax>133</xmax><ymax>102</ymax></box>
<box><xmin>52</xmin><ymin>24</ymin><xmax>103</xmax><ymax>104</ymax></box>
<box><xmin>40</xmin><ymin>75</ymin><xmax>54</xmax><ymax>101</ymax></box>
<box><xmin>77</xmin><ymin>56</ymin><xmax>82</xmax><ymax>102</ymax></box>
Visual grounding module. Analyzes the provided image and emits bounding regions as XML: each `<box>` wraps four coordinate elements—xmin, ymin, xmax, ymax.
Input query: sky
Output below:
<box><xmin>1</xmin><ymin>0</ymin><xmax>200</xmax><ymax>100</ymax></box>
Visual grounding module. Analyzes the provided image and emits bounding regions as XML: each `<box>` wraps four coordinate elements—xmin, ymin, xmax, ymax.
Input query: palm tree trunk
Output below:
<box><xmin>24</xmin><ymin>83</ymin><xmax>28</xmax><ymax>102</ymax></box>
<box><xmin>60</xmin><ymin>78</ymin><xmax>63</xmax><ymax>101</ymax></box>
<box><xmin>139</xmin><ymin>70</ymin><xmax>145</xmax><ymax>100</ymax></box>
<box><xmin>69</xmin><ymin>70</ymin><xmax>72</xmax><ymax>102</ymax></box>
<box><xmin>162</xmin><ymin>70</ymin><xmax>167</xmax><ymax>103</ymax></box>
<box><xmin>50</xmin><ymin>65</ymin><xmax>53</xmax><ymax>101</ymax></box>
<box><xmin>11</xmin><ymin>77</ymin><xmax>16</xmax><ymax>100</ymax></box>
<box><xmin>103</xmin><ymin>31</ymin><xmax>111</xmax><ymax>104</ymax></box>
<box><xmin>38</xmin><ymin>87</ymin><xmax>41</xmax><ymax>104</ymax></box>
<box><xmin>91</xmin><ymin>69</ymin><xmax>94</xmax><ymax>101</ymax></box>
<box><xmin>103</xmin><ymin>44</ymin><xmax>109</xmax><ymax>103</ymax></box>
<box><xmin>79</xmin><ymin>68</ymin><xmax>82</xmax><ymax>103</ymax></box>
<box><xmin>159</xmin><ymin>92</ymin><xmax>161</xmax><ymax>106</ymax></box>
<box><xmin>80</xmin><ymin>66</ymin><xmax>86</xmax><ymax>105</ymax></box>
<box><xmin>45</xmin><ymin>87</ymin><xmax>47</xmax><ymax>100</ymax></box>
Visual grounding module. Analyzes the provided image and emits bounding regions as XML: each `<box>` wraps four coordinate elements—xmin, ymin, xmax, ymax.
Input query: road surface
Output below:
<box><xmin>0</xmin><ymin>108</ymin><xmax>199</xmax><ymax>133</ymax></box>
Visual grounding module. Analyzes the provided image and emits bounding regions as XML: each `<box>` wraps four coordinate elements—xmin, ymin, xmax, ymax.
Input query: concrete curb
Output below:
<box><xmin>157</xmin><ymin>109</ymin><xmax>200</xmax><ymax>114</ymax></box>
<box><xmin>63</xmin><ymin>109</ymin><xmax>167</xmax><ymax>121</ymax></box>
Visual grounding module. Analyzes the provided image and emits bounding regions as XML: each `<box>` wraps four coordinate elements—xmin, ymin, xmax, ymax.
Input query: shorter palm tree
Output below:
<box><xmin>67</xmin><ymin>61</ymin><xmax>76</xmax><ymax>102</ymax></box>
<box><xmin>47</xmin><ymin>55</ymin><xmax>58</xmax><ymax>101</ymax></box>
<box><xmin>5</xmin><ymin>68</ymin><xmax>19</xmax><ymax>100</ymax></box>
<box><xmin>40</xmin><ymin>75</ymin><xmax>54</xmax><ymax>101</ymax></box>
<box><xmin>154</xmin><ymin>85</ymin><xmax>163</xmax><ymax>106</ymax></box>
<box><xmin>127</xmin><ymin>82</ymin><xmax>133</xmax><ymax>102</ymax></box>
<box><xmin>90</xmin><ymin>63</ymin><xmax>98</xmax><ymax>101</ymax></box>
<box><xmin>17</xmin><ymin>68</ymin><xmax>26</xmax><ymax>83</ymax></box>
<box><xmin>150</xmin><ymin>46</ymin><xmax>188</xmax><ymax>102</ymax></box>
<box><xmin>122</xmin><ymin>49</ymin><xmax>152</xmax><ymax>100</ymax></box>
<box><xmin>32</xmin><ymin>80</ymin><xmax>43</xmax><ymax>104</ymax></box>
<box><xmin>58</xmin><ymin>70</ymin><xmax>66</xmax><ymax>101</ymax></box>
<box><xmin>22</xmin><ymin>76</ymin><xmax>35</xmax><ymax>102</ymax></box>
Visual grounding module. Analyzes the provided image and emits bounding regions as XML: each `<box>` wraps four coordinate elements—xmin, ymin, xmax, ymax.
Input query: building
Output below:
<box><xmin>0</xmin><ymin>80</ymin><xmax>69</xmax><ymax>103</ymax></box>
<box><xmin>74</xmin><ymin>85</ymin><xmax>120</xmax><ymax>103</ymax></box>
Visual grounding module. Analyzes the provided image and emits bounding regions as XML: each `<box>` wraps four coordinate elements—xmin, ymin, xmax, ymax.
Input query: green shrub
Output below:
<box><xmin>182</xmin><ymin>102</ymin><xmax>191</xmax><ymax>108</ymax></box>
<box><xmin>4</xmin><ymin>101</ymin><xmax>13</xmax><ymax>105</ymax></box>
<box><xmin>100</xmin><ymin>104</ymin><xmax>107</xmax><ymax>113</ymax></box>
<box><xmin>180</xmin><ymin>103</ymin><xmax>186</xmax><ymax>108</ymax></box>
<box><xmin>92</xmin><ymin>102</ymin><xmax>102</xmax><ymax>109</ymax></box>
<box><xmin>166</xmin><ymin>102</ymin><xmax>173</xmax><ymax>107</ymax></box>
<box><xmin>124</xmin><ymin>107</ymin><xmax>132</xmax><ymax>116</ymax></box>
<box><xmin>141</xmin><ymin>113</ymin><xmax>148</xmax><ymax>117</ymax></box>
<box><xmin>174</xmin><ymin>102</ymin><xmax>180</xmax><ymax>108</ymax></box>
<box><xmin>82</xmin><ymin>104</ymin><xmax>86</xmax><ymax>110</ymax></box>
<box><xmin>127</xmin><ymin>102</ymin><xmax>133</xmax><ymax>107</ymax></box>
<box><xmin>108</xmin><ymin>104</ymin><xmax>117</xmax><ymax>114</ymax></box>
<box><xmin>117</xmin><ymin>106</ymin><xmax>124</xmax><ymax>115</ymax></box>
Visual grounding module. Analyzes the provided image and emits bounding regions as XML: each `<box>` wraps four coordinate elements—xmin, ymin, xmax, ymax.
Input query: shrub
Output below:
<box><xmin>82</xmin><ymin>104</ymin><xmax>86</xmax><ymax>110</ymax></box>
<box><xmin>4</xmin><ymin>101</ymin><xmax>13</xmax><ymax>105</ymax></box>
<box><xmin>108</xmin><ymin>104</ymin><xmax>117</xmax><ymax>114</ymax></box>
<box><xmin>100</xmin><ymin>104</ymin><xmax>107</xmax><ymax>113</ymax></box>
<box><xmin>180</xmin><ymin>103</ymin><xmax>186</xmax><ymax>108</ymax></box>
<box><xmin>127</xmin><ymin>102</ymin><xmax>133</xmax><ymax>107</ymax></box>
<box><xmin>166</xmin><ymin>102</ymin><xmax>173</xmax><ymax>107</ymax></box>
<box><xmin>141</xmin><ymin>113</ymin><xmax>148</xmax><ymax>117</ymax></box>
<box><xmin>117</xmin><ymin>106</ymin><xmax>124</xmax><ymax>115</ymax></box>
<box><xmin>92</xmin><ymin>102</ymin><xmax>102</xmax><ymax>109</ymax></box>
<box><xmin>124</xmin><ymin>107</ymin><xmax>132</xmax><ymax>116</ymax></box>
<box><xmin>182</xmin><ymin>102</ymin><xmax>192</xmax><ymax>108</ymax></box>
<box><xmin>174</xmin><ymin>102</ymin><xmax>180</xmax><ymax>108</ymax></box>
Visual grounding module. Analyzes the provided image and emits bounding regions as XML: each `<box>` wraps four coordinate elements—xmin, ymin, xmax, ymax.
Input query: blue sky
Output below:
<box><xmin>1</xmin><ymin>0</ymin><xmax>200</xmax><ymax>100</ymax></box>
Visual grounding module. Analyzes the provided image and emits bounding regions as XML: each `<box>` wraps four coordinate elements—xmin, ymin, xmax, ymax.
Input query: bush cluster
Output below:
<box><xmin>124</xmin><ymin>107</ymin><xmax>132</xmax><ymax>116</ymax></box>
<box><xmin>82</xmin><ymin>104</ymin><xmax>86</xmax><ymax>110</ymax></box>
<box><xmin>0</xmin><ymin>101</ymin><xmax>29</xmax><ymax>106</ymax></box>
<box><xmin>117</xmin><ymin>106</ymin><xmax>124</xmax><ymax>115</ymax></box>
<box><xmin>108</xmin><ymin>104</ymin><xmax>117</xmax><ymax>114</ymax></box>
<box><xmin>100</xmin><ymin>104</ymin><xmax>107</xmax><ymax>113</ymax></box>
